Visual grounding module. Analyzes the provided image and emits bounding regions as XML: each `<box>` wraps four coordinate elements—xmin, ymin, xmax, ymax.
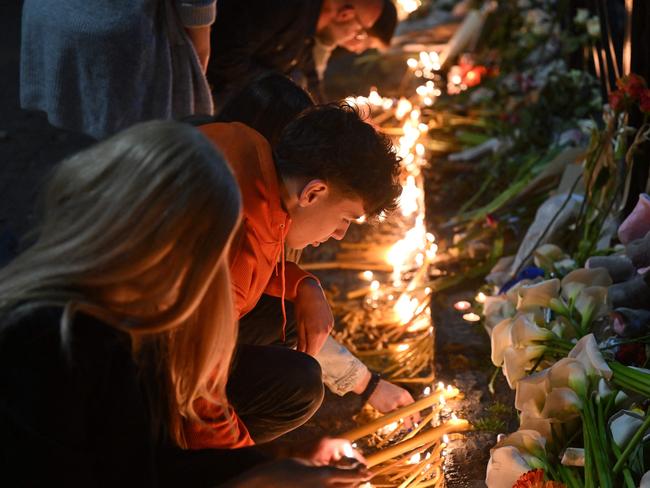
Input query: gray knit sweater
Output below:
<box><xmin>20</xmin><ymin>0</ymin><xmax>215</xmax><ymax>139</ymax></box>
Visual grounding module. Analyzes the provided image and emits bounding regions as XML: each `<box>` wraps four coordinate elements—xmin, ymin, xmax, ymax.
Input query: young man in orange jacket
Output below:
<box><xmin>186</xmin><ymin>103</ymin><xmax>414</xmax><ymax>448</ymax></box>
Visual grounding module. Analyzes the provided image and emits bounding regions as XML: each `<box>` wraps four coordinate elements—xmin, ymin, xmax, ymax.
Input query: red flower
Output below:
<box><xmin>608</xmin><ymin>89</ymin><xmax>627</xmax><ymax>112</ymax></box>
<box><xmin>617</xmin><ymin>73</ymin><xmax>647</xmax><ymax>100</ymax></box>
<box><xmin>639</xmin><ymin>89</ymin><xmax>650</xmax><ymax>114</ymax></box>
<box><xmin>615</xmin><ymin>343</ymin><xmax>647</xmax><ymax>366</ymax></box>
<box><xmin>514</xmin><ymin>469</ymin><xmax>567</xmax><ymax>488</ymax></box>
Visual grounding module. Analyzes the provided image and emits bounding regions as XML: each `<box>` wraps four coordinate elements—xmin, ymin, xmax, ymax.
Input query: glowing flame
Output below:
<box><xmin>342</xmin><ymin>443</ymin><xmax>355</xmax><ymax>459</ymax></box>
<box><xmin>408</xmin><ymin>452</ymin><xmax>422</xmax><ymax>464</ymax></box>
<box><xmin>454</xmin><ymin>300</ymin><xmax>471</xmax><ymax>311</ymax></box>
<box><xmin>462</xmin><ymin>312</ymin><xmax>481</xmax><ymax>322</ymax></box>
<box><xmin>395</xmin><ymin>97</ymin><xmax>413</xmax><ymax>120</ymax></box>
<box><xmin>395</xmin><ymin>343</ymin><xmax>410</xmax><ymax>352</ymax></box>
<box><xmin>386</xmin><ymin>215</ymin><xmax>427</xmax><ymax>284</ymax></box>
<box><xmin>394</xmin><ymin>293</ymin><xmax>419</xmax><ymax>324</ymax></box>
<box><xmin>361</xmin><ymin>270</ymin><xmax>374</xmax><ymax>281</ymax></box>
<box><xmin>476</xmin><ymin>292</ymin><xmax>487</xmax><ymax>303</ymax></box>
<box><xmin>443</xmin><ymin>434</ymin><xmax>450</xmax><ymax>443</ymax></box>
<box><xmin>397</xmin><ymin>0</ymin><xmax>422</xmax><ymax>15</ymax></box>
<box><xmin>399</xmin><ymin>175</ymin><xmax>422</xmax><ymax>217</ymax></box>
<box><xmin>423</xmin><ymin>386</ymin><xmax>432</xmax><ymax>396</ymax></box>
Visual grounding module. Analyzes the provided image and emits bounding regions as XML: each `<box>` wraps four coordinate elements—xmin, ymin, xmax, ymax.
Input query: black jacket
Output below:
<box><xmin>207</xmin><ymin>0</ymin><xmax>323</xmax><ymax>102</ymax></box>
<box><xmin>0</xmin><ymin>306</ymin><xmax>266</xmax><ymax>487</ymax></box>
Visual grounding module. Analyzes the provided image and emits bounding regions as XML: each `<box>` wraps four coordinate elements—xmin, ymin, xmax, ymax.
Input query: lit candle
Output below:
<box><xmin>453</xmin><ymin>300</ymin><xmax>471</xmax><ymax>311</ymax></box>
<box><xmin>341</xmin><ymin>384</ymin><xmax>459</xmax><ymax>441</ymax></box>
<box><xmin>361</xmin><ymin>270</ymin><xmax>374</xmax><ymax>281</ymax></box>
<box><xmin>365</xmin><ymin>418</ymin><xmax>471</xmax><ymax>467</ymax></box>
<box><xmin>462</xmin><ymin>312</ymin><xmax>481</xmax><ymax>322</ymax></box>
<box><xmin>475</xmin><ymin>292</ymin><xmax>487</xmax><ymax>303</ymax></box>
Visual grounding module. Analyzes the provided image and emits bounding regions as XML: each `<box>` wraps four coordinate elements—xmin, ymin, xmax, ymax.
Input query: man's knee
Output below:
<box><xmin>287</xmin><ymin>351</ymin><xmax>324</xmax><ymax>417</ymax></box>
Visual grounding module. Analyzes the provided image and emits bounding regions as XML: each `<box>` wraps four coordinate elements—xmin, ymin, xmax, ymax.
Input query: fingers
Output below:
<box><xmin>318</xmin><ymin>464</ymin><xmax>372</xmax><ymax>486</ymax></box>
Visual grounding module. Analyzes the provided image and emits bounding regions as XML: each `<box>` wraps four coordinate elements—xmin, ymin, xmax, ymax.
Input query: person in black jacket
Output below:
<box><xmin>0</xmin><ymin>120</ymin><xmax>370</xmax><ymax>487</ymax></box>
<box><xmin>207</xmin><ymin>0</ymin><xmax>396</xmax><ymax>103</ymax></box>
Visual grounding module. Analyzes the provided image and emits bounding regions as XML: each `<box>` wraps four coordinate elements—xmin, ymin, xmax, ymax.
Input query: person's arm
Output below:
<box><xmin>315</xmin><ymin>336</ymin><xmax>417</xmax><ymax>419</ymax></box>
<box><xmin>174</xmin><ymin>0</ymin><xmax>217</xmax><ymax>73</ymax></box>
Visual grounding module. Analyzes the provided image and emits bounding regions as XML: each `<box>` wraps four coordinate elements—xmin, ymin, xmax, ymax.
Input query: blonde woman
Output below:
<box><xmin>0</xmin><ymin>121</ymin><xmax>369</xmax><ymax>487</ymax></box>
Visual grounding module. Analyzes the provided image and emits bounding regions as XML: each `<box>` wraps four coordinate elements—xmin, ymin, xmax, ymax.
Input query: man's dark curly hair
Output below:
<box><xmin>274</xmin><ymin>102</ymin><xmax>402</xmax><ymax>218</ymax></box>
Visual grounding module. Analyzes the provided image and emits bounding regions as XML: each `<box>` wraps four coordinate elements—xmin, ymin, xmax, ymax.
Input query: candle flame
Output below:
<box><xmin>443</xmin><ymin>434</ymin><xmax>450</xmax><ymax>443</ymax></box>
<box><xmin>407</xmin><ymin>452</ymin><xmax>421</xmax><ymax>464</ymax></box>
<box><xmin>395</xmin><ymin>343</ymin><xmax>410</xmax><ymax>352</ymax></box>
<box><xmin>362</xmin><ymin>270</ymin><xmax>374</xmax><ymax>281</ymax></box>
<box><xmin>423</xmin><ymin>386</ymin><xmax>431</xmax><ymax>396</ymax></box>
<box><xmin>476</xmin><ymin>292</ymin><xmax>487</xmax><ymax>303</ymax></box>
<box><xmin>462</xmin><ymin>312</ymin><xmax>481</xmax><ymax>322</ymax></box>
<box><xmin>453</xmin><ymin>300</ymin><xmax>471</xmax><ymax>311</ymax></box>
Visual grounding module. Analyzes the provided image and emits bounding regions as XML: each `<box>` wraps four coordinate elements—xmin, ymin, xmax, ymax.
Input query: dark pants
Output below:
<box><xmin>226</xmin><ymin>295</ymin><xmax>324</xmax><ymax>444</ymax></box>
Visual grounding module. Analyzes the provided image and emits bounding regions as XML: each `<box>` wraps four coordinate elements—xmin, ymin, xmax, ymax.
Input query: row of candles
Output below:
<box><xmin>341</xmin><ymin>42</ymin><xmax>473</xmax><ymax>485</ymax></box>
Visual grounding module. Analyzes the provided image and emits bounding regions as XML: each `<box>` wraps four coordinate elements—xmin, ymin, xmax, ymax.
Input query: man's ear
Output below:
<box><xmin>298</xmin><ymin>179</ymin><xmax>329</xmax><ymax>207</ymax></box>
<box><xmin>335</xmin><ymin>5</ymin><xmax>355</xmax><ymax>22</ymax></box>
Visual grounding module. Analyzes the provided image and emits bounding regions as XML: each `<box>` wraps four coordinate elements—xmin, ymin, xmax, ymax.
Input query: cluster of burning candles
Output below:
<box><xmin>338</xmin><ymin>52</ymin><xmax>472</xmax><ymax>486</ymax></box>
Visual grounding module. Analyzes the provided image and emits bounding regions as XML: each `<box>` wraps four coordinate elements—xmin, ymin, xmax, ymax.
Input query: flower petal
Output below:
<box><xmin>519</xmin><ymin>412</ymin><xmax>553</xmax><ymax>441</ymax></box>
<box><xmin>491</xmin><ymin>318</ymin><xmax>514</xmax><ymax>367</ymax></box>
<box><xmin>568</xmin><ymin>334</ymin><xmax>613</xmax><ymax>380</ymax></box>
<box><xmin>515</xmin><ymin>369</ymin><xmax>549</xmax><ymax>416</ymax></box>
<box><xmin>518</xmin><ymin>279</ymin><xmax>560</xmax><ymax>311</ymax></box>
<box><xmin>510</xmin><ymin>313</ymin><xmax>554</xmax><ymax>347</ymax></box>
<box><xmin>574</xmin><ymin>286</ymin><xmax>610</xmax><ymax>325</ymax></box>
<box><xmin>484</xmin><ymin>295</ymin><xmax>517</xmax><ymax>329</ymax></box>
<box><xmin>485</xmin><ymin>446</ymin><xmax>532</xmax><ymax>488</ymax></box>
<box><xmin>608</xmin><ymin>410</ymin><xmax>647</xmax><ymax>448</ymax></box>
<box><xmin>540</xmin><ymin>387</ymin><xmax>583</xmax><ymax>421</ymax></box>
<box><xmin>503</xmin><ymin>345</ymin><xmax>547</xmax><ymax>389</ymax></box>
<box><xmin>561</xmin><ymin>267</ymin><xmax>612</xmax><ymax>302</ymax></box>
<box><xmin>561</xmin><ymin>447</ymin><xmax>585</xmax><ymax>467</ymax></box>
<box><xmin>496</xmin><ymin>429</ymin><xmax>547</xmax><ymax>458</ymax></box>
<box><xmin>547</xmin><ymin>357</ymin><xmax>588</xmax><ymax>396</ymax></box>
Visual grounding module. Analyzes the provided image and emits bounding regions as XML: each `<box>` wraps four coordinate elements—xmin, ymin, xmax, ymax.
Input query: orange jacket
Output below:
<box><xmin>184</xmin><ymin>122</ymin><xmax>317</xmax><ymax>449</ymax></box>
<box><xmin>200</xmin><ymin>122</ymin><xmax>317</xmax><ymax>318</ymax></box>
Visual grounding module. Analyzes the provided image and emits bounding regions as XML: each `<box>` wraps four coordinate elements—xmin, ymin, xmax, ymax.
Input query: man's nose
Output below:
<box><xmin>332</xmin><ymin>222</ymin><xmax>350</xmax><ymax>240</ymax></box>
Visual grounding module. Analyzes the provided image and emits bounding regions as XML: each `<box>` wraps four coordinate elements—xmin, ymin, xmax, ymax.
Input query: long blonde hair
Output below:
<box><xmin>0</xmin><ymin>120</ymin><xmax>241</xmax><ymax>447</ymax></box>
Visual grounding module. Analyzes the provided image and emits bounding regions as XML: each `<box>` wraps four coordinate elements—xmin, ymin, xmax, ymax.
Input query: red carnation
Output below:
<box><xmin>514</xmin><ymin>469</ymin><xmax>566</xmax><ymax>488</ymax></box>
<box><xmin>608</xmin><ymin>89</ymin><xmax>626</xmax><ymax>112</ymax></box>
<box><xmin>617</xmin><ymin>73</ymin><xmax>647</xmax><ymax>100</ymax></box>
<box><xmin>639</xmin><ymin>89</ymin><xmax>650</xmax><ymax>114</ymax></box>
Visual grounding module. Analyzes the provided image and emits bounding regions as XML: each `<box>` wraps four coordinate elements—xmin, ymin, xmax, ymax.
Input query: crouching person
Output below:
<box><xmin>191</xmin><ymin>103</ymin><xmax>413</xmax><ymax>447</ymax></box>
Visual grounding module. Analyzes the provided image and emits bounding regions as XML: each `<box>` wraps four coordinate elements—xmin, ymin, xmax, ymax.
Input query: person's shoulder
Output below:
<box><xmin>0</xmin><ymin>306</ymin><xmax>63</xmax><ymax>345</ymax></box>
<box><xmin>0</xmin><ymin>305</ymin><xmax>130</xmax><ymax>362</ymax></box>
<box><xmin>199</xmin><ymin>122</ymin><xmax>272</xmax><ymax>169</ymax></box>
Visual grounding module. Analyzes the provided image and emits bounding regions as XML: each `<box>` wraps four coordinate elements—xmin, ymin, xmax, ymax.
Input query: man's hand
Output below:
<box><xmin>185</xmin><ymin>26</ymin><xmax>211</xmax><ymax>73</ymax></box>
<box><xmin>368</xmin><ymin>380</ymin><xmax>419</xmax><ymax>427</ymax></box>
<box><xmin>294</xmin><ymin>278</ymin><xmax>334</xmax><ymax>356</ymax></box>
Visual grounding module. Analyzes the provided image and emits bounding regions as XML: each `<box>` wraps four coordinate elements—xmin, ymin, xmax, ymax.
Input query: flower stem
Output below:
<box><xmin>611</xmin><ymin>442</ymin><xmax>636</xmax><ymax>488</ymax></box>
<box><xmin>613</xmin><ymin>410</ymin><xmax>650</xmax><ymax>473</ymax></box>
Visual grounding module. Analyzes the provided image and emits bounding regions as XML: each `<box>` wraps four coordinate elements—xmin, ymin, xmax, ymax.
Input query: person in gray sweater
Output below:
<box><xmin>20</xmin><ymin>0</ymin><xmax>215</xmax><ymax>139</ymax></box>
